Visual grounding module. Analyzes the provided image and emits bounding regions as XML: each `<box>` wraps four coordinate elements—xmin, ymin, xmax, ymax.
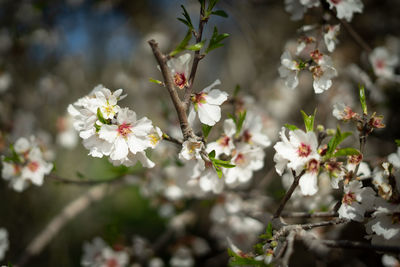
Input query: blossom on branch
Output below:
<box><xmin>167</xmin><ymin>53</ymin><xmax>191</xmax><ymax>89</ymax></box>
<box><xmin>188</xmin><ymin>79</ymin><xmax>228</xmax><ymax>126</ymax></box>
<box><xmin>326</xmin><ymin>0</ymin><xmax>364</xmax><ymax>22</ymax></box>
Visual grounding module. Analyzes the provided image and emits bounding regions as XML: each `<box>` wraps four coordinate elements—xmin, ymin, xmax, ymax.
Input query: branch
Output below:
<box><xmin>281</xmin><ymin>211</ymin><xmax>338</xmax><ymax>218</ymax></box>
<box><xmin>162</xmin><ymin>133</ymin><xmax>183</xmax><ymax>146</ymax></box>
<box><xmin>321</xmin><ymin>239</ymin><xmax>400</xmax><ymax>253</ymax></box>
<box><xmin>339</xmin><ymin>19</ymin><xmax>372</xmax><ymax>54</ymax></box>
<box><xmin>15</xmin><ymin>179</ymin><xmax>129</xmax><ymax>267</ymax></box>
<box><xmin>148</xmin><ymin>40</ymin><xmax>194</xmax><ymax>140</ymax></box>
<box><xmin>46</xmin><ymin>173</ymin><xmax>124</xmax><ymax>185</ymax></box>
<box><xmin>183</xmin><ymin>7</ymin><xmax>208</xmax><ymax>109</ymax></box>
<box><xmin>273</xmin><ymin>170</ymin><xmax>305</xmax><ymax>218</ymax></box>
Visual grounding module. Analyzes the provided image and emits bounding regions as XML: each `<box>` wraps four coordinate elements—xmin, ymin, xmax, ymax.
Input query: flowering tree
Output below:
<box><xmin>1</xmin><ymin>0</ymin><xmax>400</xmax><ymax>266</ymax></box>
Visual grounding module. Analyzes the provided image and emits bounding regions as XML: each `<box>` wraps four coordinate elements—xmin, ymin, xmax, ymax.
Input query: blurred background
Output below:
<box><xmin>0</xmin><ymin>0</ymin><xmax>399</xmax><ymax>266</ymax></box>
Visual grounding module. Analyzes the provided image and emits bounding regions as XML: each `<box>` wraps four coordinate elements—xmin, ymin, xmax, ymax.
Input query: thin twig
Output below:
<box><xmin>162</xmin><ymin>133</ymin><xmax>183</xmax><ymax>145</ymax></box>
<box><xmin>321</xmin><ymin>239</ymin><xmax>400</xmax><ymax>253</ymax></box>
<box><xmin>47</xmin><ymin>173</ymin><xmax>124</xmax><ymax>185</ymax></box>
<box><xmin>148</xmin><ymin>40</ymin><xmax>194</xmax><ymax>140</ymax></box>
<box><xmin>183</xmin><ymin>6</ymin><xmax>208</xmax><ymax>109</ymax></box>
<box><xmin>339</xmin><ymin>19</ymin><xmax>372</xmax><ymax>54</ymax></box>
<box><xmin>15</xmin><ymin>179</ymin><xmax>130</xmax><ymax>267</ymax></box>
<box><xmin>281</xmin><ymin>231</ymin><xmax>296</xmax><ymax>266</ymax></box>
<box><xmin>281</xmin><ymin>211</ymin><xmax>338</xmax><ymax>218</ymax></box>
<box><xmin>273</xmin><ymin>170</ymin><xmax>305</xmax><ymax>218</ymax></box>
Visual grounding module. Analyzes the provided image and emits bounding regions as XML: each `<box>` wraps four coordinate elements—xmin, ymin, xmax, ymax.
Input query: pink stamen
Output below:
<box><xmin>118</xmin><ymin>123</ymin><xmax>132</xmax><ymax>137</ymax></box>
<box><xmin>28</xmin><ymin>161</ymin><xmax>39</xmax><ymax>172</ymax></box>
<box><xmin>174</xmin><ymin>73</ymin><xmax>187</xmax><ymax>89</ymax></box>
<box><xmin>297</xmin><ymin>143</ymin><xmax>312</xmax><ymax>157</ymax></box>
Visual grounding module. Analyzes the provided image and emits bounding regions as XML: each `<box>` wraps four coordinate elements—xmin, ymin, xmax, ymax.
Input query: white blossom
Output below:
<box><xmin>179</xmin><ymin>139</ymin><xmax>204</xmax><ymax>161</ymax></box>
<box><xmin>188</xmin><ymin>79</ymin><xmax>228</xmax><ymax>126</ymax></box>
<box><xmin>274</xmin><ymin>127</ymin><xmax>320</xmax><ymax>176</ymax></box>
<box><xmin>324</xmin><ymin>24</ymin><xmax>340</xmax><ymax>52</ymax></box>
<box><xmin>81</xmin><ymin>237</ymin><xmax>129</xmax><ymax>267</ymax></box>
<box><xmin>310</xmin><ymin>53</ymin><xmax>337</xmax><ymax>93</ymax></box>
<box><xmin>240</xmin><ymin>112</ymin><xmax>271</xmax><ymax>149</ymax></box>
<box><xmin>224</xmin><ymin>143</ymin><xmax>265</xmax><ymax>187</ymax></box>
<box><xmin>1</xmin><ymin>137</ymin><xmax>53</xmax><ymax>192</ymax></box>
<box><xmin>206</xmin><ymin>118</ymin><xmax>236</xmax><ymax>157</ymax></box>
<box><xmin>369</xmin><ymin>47</ymin><xmax>399</xmax><ymax>79</ymax></box>
<box><xmin>326</xmin><ymin>0</ymin><xmax>363</xmax><ymax>22</ymax></box>
<box><xmin>167</xmin><ymin>53</ymin><xmax>191</xmax><ymax>89</ymax></box>
<box><xmin>278</xmin><ymin>51</ymin><xmax>301</xmax><ymax>89</ymax></box>
<box><xmin>338</xmin><ymin>180</ymin><xmax>375</xmax><ymax>222</ymax></box>
<box><xmin>0</xmin><ymin>228</ymin><xmax>9</xmax><ymax>261</ymax></box>
<box><xmin>366</xmin><ymin>197</ymin><xmax>400</xmax><ymax>246</ymax></box>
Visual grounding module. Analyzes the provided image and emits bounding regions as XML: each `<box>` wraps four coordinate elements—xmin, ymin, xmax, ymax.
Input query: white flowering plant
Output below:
<box><xmin>1</xmin><ymin>0</ymin><xmax>400</xmax><ymax>266</ymax></box>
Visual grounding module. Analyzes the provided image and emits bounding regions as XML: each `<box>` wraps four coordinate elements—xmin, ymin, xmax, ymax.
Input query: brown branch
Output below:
<box><xmin>15</xmin><ymin>180</ymin><xmax>128</xmax><ymax>267</ymax></box>
<box><xmin>148</xmin><ymin>40</ymin><xmax>194</xmax><ymax>140</ymax></box>
<box><xmin>162</xmin><ymin>133</ymin><xmax>183</xmax><ymax>145</ymax></box>
<box><xmin>183</xmin><ymin>7</ymin><xmax>208</xmax><ymax>109</ymax></box>
<box><xmin>273</xmin><ymin>170</ymin><xmax>305</xmax><ymax>218</ymax></box>
<box><xmin>339</xmin><ymin>19</ymin><xmax>372</xmax><ymax>54</ymax></box>
<box><xmin>47</xmin><ymin>173</ymin><xmax>124</xmax><ymax>185</ymax></box>
<box><xmin>281</xmin><ymin>211</ymin><xmax>338</xmax><ymax>218</ymax></box>
<box><xmin>321</xmin><ymin>239</ymin><xmax>400</xmax><ymax>253</ymax></box>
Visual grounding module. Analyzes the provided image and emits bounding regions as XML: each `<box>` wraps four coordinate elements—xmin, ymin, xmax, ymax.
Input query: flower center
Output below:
<box><xmin>375</xmin><ymin>59</ymin><xmax>385</xmax><ymax>69</ymax></box>
<box><xmin>243</xmin><ymin>130</ymin><xmax>252</xmax><ymax>143</ymax></box>
<box><xmin>348</xmin><ymin>154</ymin><xmax>362</xmax><ymax>165</ymax></box>
<box><xmin>297</xmin><ymin>143</ymin><xmax>311</xmax><ymax>157</ymax></box>
<box><xmin>106</xmin><ymin>258</ymin><xmax>119</xmax><ymax>267</ymax></box>
<box><xmin>218</xmin><ymin>136</ymin><xmax>230</xmax><ymax>147</ymax></box>
<box><xmin>234</xmin><ymin>153</ymin><xmax>245</xmax><ymax>165</ymax></box>
<box><xmin>311</xmin><ymin>65</ymin><xmax>324</xmax><ymax>78</ymax></box>
<box><xmin>118</xmin><ymin>123</ymin><xmax>132</xmax><ymax>137</ymax></box>
<box><xmin>148</xmin><ymin>133</ymin><xmax>160</xmax><ymax>146</ymax></box>
<box><xmin>307</xmin><ymin>159</ymin><xmax>320</xmax><ymax>173</ymax></box>
<box><xmin>342</xmin><ymin>192</ymin><xmax>356</xmax><ymax>205</ymax></box>
<box><xmin>28</xmin><ymin>161</ymin><xmax>39</xmax><ymax>172</ymax></box>
<box><xmin>103</xmin><ymin>104</ymin><xmax>116</xmax><ymax>117</ymax></box>
<box><xmin>192</xmin><ymin>92</ymin><xmax>207</xmax><ymax>105</ymax></box>
<box><xmin>188</xmin><ymin>142</ymin><xmax>201</xmax><ymax>154</ymax></box>
<box><xmin>174</xmin><ymin>72</ymin><xmax>187</xmax><ymax>89</ymax></box>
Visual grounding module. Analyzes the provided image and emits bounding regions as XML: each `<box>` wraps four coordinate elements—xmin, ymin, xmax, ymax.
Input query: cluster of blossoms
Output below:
<box><xmin>285</xmin><ymin>0</ymin><xmax>363</xmax><ymax>22</ymax></box>
<box><xmin>1</xmin><ymin>137</ymin><xmax>53</xmax><ymax>192</ymax></box>
<box><xmin>68</xmin><ymin>85</ymin><xmax>163</xmax><ymax>167</ymax></box>
<box><xmin>81</xmin><ymin>237</ymin><xmax>129</xmax><ymax>267</ymax></box>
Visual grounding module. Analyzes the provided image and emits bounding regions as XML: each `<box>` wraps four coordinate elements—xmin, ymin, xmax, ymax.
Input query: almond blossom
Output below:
<box><xmin>338</xmin><ymin>180</ymin><xmax>375</xmax><ymax>222</ymax></box>
<box><xmin>324</xmin><ymin>24</ymin><xmax>340</xmax><ymax>52</ymax></box>
<box><xmin>223</xmin><ymin>143</ymin><xmax>265</xmax><ymax>187</ymax></box>
<box><xmin>240</xmin><ymin>112</ymin><xmax>271</xmax><ymax>149</ymax></box>
<box><xmin>309</xmin><ymin>51</ymin><xmax>337</xmax><ymax>93</ymax></box>
<box><xmin>369</xmin><ymin>47</ymin><xmax>399</xmax><ymax>79</ymax></box>
<box><xmin>167</xmin><ymin>53</ymin><xmax>191</xmax><ymax>89</ymax></box>
<box><xmin>278</xmin><ymin>51</ymin><xmax>302</xmax><ymax>89</ymax></box>
<box><xmin>206</xmin><ymin>118</ymin><xmax>236</xmax><ymax>157</ymax></box>
<box><xmin>98</xmin><ymin>108</ymin><xmax>157</xmax><ymax>166</ymax></box>
<box><xmin>0</xmin><ymin>228</ymin><xmax>8</xmax><ymax>261</ymax></box>
<box><xmin>274</xmin><ymin>127</ymin><xmax>319</xmax><ymax>175</ymax></box>
<box><xmin>1</xmin><ymin>137</ymin><xmax>53</xmax><ymax>192</ymax></box>
<box><xmin>326</xmin><ymin>0</ymin><xmax>363</xmax><ymax>22</ymax></box>
<box><xmin>332</xmin><ymin>102</ymin><xmax>359</xmax><ymax>121</ymax></box>
<box><xmin>81</xmin><ymin>237</ymin><xmax>129</xmax><ymax>267</ymax></box>
<box><xmin>366</xmin><ymin>197</ymin><xmax>400</xmax><ymax>246</ymax></box>
<box><xmin>188</xmin><ymin>79</ymin><xmax>228</xmax><ymax>126</ymax></box>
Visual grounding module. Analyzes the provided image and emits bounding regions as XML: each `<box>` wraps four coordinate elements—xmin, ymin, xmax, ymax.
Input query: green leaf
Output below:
<box><xmin>177</xmin><ymin>5</ymin><xmax>193</xmax><ymax>29</ymax></box>
<box><xmin>205</xmin><ymin>26</ymin><xmax>229</xmax><ymax>54</ymax></box>
<box><xmin>97</xmin><ymin>108</ymin><xmax>108</xmax><ymax>124</ymax></box>
<box><xmin>202</xmin><ymin>124</ymin><xmax>213</xmax><ymax>139</ymax></box>
<box><xmin>186</xmin><ymin>40</ymin><xmax>206</xmax><ymax>51</ymax></box>
<box><xmin>301</xmin><ymin>109</ymin><xmax>316</xmax><ymax>132</ymax></box>
<box><xmin>207</xmin><ymin>0</ymin><xmax>219</xmax><ymax>12</ymax></box>
<box><xmin>326</xmin><ymin>127</ymin><xmax>353</xmax><ymax>157</ymax></box>
<box><xmin>396</xmin><ymin>139</ymin><xmax>400</xmax><ymax>146</ymax></box>
<box><xmin>266</xmin><ymin>222</ymin><xmax>273</xmax><ymax>239</ymax></box>
<box><xmin>227</xmin><ymin>248</ymin><xmax>267</xmax><ymax>267</ymax></box>
<box><xmin>211</xmin><ymin>10</ymin><xmax>228</xmax><ymax>17</ymax></box>
<box><xmin>236</xmin><ymin>111</ymin><xmax>247</xmax><ymax>135</ymax></box>
<box><xmin>208</xmin><ymin>150</ymin><xmax>216</xmax><ymax>159</ymax></box>
<box><xmin>233</xmin><ymin>84</ymin><xmax>240</xmax><ymax>97</ymax></box>
<box><xmin>284</xmin><ymin>124</ymin><xmax>299</xmax><ymax>131</ymax></box>
<box><xmin>149</xmin><ymin>78</ymin><xmax>163</xmax><ymax>85</ymax></box>
<box><xmin>359</xmin><ymin>85</ymin><xmax>367</xmax><ymax>115</ymax></box>
<box><xmin>170</xmin><ymin>30</ymin><xmax>192</xmax><ymax>57</ymax></box>
<box><xmin>94</xmin><ymin>123</ymin><xmax>101</xmax><ymax>132</ymax></box>
<box><xmin>333</xmin><ymin>148</ymin><xmax>360</xmax><ymax>157</ymax></box>
<box><xmin>213</xmin><ymin>159</ymin><xmax>235</xmax><ymax>168</ymax></box>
